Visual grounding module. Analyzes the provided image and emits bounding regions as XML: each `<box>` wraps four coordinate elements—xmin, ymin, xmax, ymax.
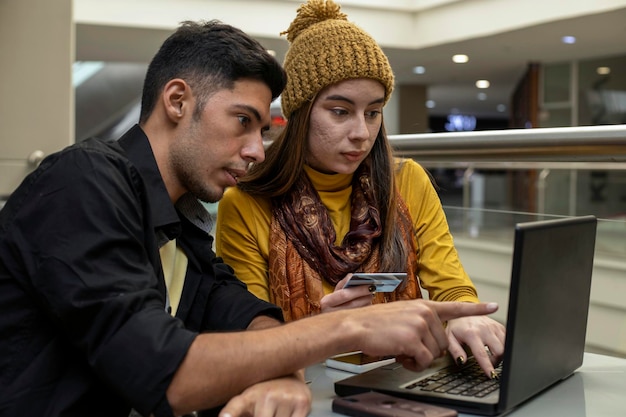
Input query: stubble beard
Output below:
<box><xmin>170</xmin><ymin>140</ymin><xmax>223</xmax><ymax>204</ymax></box>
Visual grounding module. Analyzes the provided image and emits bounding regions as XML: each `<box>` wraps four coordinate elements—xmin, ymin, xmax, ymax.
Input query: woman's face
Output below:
<box><xmin>306</xmin><ymin>78</ymin><xmax>385</xmax><ymax>174</ymax></box>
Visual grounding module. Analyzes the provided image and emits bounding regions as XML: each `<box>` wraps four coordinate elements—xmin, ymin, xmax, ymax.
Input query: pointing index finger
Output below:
<box><xmin>434</xmin><ymin>302</ymin><xmax>498</xmax><ymax>322</ymax></box>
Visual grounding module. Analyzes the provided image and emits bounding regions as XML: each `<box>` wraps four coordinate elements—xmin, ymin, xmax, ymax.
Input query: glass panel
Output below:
<box><xmin>539</xmin><ymin>107</ymin><xmax>571</xmax><ymax>127</ymax></box>
<box><xmin>543</xmin><ymin>63</ymin><xmax>571</xmax><ymax>103</ymax></box>
<box><xmin>444</xmin><ymin>206</ymin><xmax>626</xmax><ymax>262</ymax></box>
<box><xmin>578</xmin><ymin>54</ymin><xmax>626</xmax><ymax>125</ymax></box>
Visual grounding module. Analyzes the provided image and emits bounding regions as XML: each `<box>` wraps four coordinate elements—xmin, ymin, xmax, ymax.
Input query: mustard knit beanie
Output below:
<box><xmin>280</xmin><ymin>0</ymin><xmax>395</xmax><ymax>118</ymax></box>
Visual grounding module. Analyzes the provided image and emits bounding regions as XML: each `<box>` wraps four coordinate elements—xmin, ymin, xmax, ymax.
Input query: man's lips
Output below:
<box><xmin>226</xmin><ymin>168</ymin><xmax>247</xmax><ymax>184</ymax></box>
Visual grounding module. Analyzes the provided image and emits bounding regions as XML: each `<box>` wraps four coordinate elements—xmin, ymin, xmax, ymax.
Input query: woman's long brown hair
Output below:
<box><xmin>238</xmin><ymin>100</ymin><xmax>410</xmax><ymax>272</ymax></box>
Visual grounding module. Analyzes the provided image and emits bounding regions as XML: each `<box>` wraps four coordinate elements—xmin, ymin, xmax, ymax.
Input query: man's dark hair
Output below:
<box><xmin>139</xmin><ymin>20</ymin><xmax>286</xmax><ymax>123</ymax></box>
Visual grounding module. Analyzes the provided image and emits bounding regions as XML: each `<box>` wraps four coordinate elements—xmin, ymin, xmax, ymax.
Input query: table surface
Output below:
<box><xmin>305</xmin><ymin>352</ymin><xmax>626</xmax><ymax>417</ymax></box>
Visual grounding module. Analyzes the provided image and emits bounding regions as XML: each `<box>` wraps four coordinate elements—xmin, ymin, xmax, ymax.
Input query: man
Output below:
<box><xmin>0</xmin><ymin>20</ymin><xmax>497</xmax><ymax>417</ymax></box>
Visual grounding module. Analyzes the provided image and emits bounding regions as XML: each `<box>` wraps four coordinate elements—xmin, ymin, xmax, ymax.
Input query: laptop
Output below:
<box><xmin>335</xmin><ymin>215</ymin><xmax>598</xmax><ymax>416</ymax></box>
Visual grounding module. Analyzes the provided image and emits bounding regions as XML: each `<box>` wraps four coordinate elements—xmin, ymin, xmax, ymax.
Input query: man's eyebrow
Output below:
<box><xmin>233</xmin><ymin>103</ymin><xmax>262</xmax><ymax>121</ymax></box>
<box><xmin>324</xmin><ymin>94</ymin><xmax>385</xmax><ymax>106</ymax></box>
<box><xmin>233</xmin><ymin>103</ymin><xmax>271</xmax><ymax>130</ymax></box>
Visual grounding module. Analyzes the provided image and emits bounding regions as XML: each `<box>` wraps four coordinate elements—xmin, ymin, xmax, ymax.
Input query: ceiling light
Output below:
<box><xmin>475</xmin><ymin>80</ymin><xmax>490</xmax><ymax>89</ymax></box>
<box><xmin>477</xmin><ymin>92</ymin><xmax>487</xmax><ymax>101</ymax></box>
<box><xmin>561</xmin><ymin>35</ymin><xmax>576</xmax><ymax>44</ymax></box>
<box><xmin>497</xmin><ymin>104</ymin><xmax>507</xmax><ymax>112</ymax></box>
<box><xmin>452</xmin><ymin>54</ymin><xmax>469</xmax><ymax>64</ymax></box>
<box><xmin>426</xmin><ymin>100</ymin><xmax>436</xmax><ymax>109</ymax></box>
<box><xmin>597</xmin><ymin>66</ymin><xmax>611</xmax><ymax>75</ymax></box>
<box><xmin>412</xmin><ymin>66</ymin><xmax>426</xmax><ymax>74</ymax></box>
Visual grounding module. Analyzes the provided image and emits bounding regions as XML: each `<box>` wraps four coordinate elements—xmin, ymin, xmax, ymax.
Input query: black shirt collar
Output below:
<box><xmin>117</xmin><ymin>124</ymin><xmax>181</xmax><ymax>242</ymax></box>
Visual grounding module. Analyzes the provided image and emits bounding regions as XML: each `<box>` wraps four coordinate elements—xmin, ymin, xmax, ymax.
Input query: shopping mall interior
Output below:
<box><xmin>1</xmin><ymin>0</ymin><xmax>626</xmax><ymax>357</ymax></box>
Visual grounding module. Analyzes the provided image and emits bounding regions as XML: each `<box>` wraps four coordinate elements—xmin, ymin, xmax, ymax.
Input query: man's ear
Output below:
<box><xmin>162</xmin><ymin>79</ymin><xmax>189</xmax><ymax>122</ymax></box>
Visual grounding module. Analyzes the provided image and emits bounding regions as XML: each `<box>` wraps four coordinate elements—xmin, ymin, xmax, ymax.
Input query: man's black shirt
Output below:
<box><xmin>0</xmin><ymin>125</ymin><xmax>282</xmax><ymax>417</ymax></box>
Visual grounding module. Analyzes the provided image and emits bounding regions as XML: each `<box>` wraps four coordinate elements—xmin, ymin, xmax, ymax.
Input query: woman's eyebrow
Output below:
<box><xmin>324</xmin><ymin>94</ymin><xmax>385</xmax><ymax>106</ymax></box>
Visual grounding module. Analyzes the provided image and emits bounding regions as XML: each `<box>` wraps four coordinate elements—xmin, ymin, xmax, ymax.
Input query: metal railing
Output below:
<box><xmin>389</xmin><ymin>124</ymin><xmax>626</xmax><ymax>261</ymax></box>
<box><xmin>389</xmin><ymin>124</ymin><xmax>626</xmax><ymax>163</ymax></box>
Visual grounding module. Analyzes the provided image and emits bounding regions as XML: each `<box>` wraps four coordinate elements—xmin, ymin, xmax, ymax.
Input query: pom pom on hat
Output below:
<box><xmin>280</xmin><ymin>0</ymin><xmax>395</xmax><ymax>118</ymax></box>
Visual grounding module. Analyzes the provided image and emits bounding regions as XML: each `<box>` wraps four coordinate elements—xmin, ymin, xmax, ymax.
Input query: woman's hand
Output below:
<box><xmin>319</xmin><ymin>274</ymin><xmax>375</xmax><ymax>314</ymax></box>
<box><xmin>445</xmin><ymin>315</ymin><xmax>506</xmax><ymax>378</ymax></box>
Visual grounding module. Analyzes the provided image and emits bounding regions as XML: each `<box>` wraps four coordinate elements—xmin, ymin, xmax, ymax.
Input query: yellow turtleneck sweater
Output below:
<box><xmin>215</xmin><ymin>158</ymin><xmax>478</xmax><ymax>305</ymax></box>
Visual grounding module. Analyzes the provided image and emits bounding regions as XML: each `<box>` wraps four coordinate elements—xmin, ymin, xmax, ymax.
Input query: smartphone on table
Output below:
<box><xmin>333</xmin><ymin>391</ymin><xmax>458</xmax><ymax>417</ymax></box>
<box><xmin>343</xmin><ymin>273</ymin><xmax>406</xmax><ymax>293</ymax></box>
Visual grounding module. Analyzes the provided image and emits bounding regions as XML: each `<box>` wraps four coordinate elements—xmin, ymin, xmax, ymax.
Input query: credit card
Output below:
<box><xmin>343</xmin><ymin>273</ymin><xmax>406</xmax><ymax>292</ymax></box>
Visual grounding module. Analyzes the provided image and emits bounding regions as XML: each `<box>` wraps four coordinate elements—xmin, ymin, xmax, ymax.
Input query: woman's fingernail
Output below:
<box><xmin>456</xmin><ymin>356</ymin><xmax>465</xmax><ymax>366</ymax></box>
<box><xmin>490</xmin><ymin>370</ymin><xmax>499</xmax><ymax>379</ymax></box>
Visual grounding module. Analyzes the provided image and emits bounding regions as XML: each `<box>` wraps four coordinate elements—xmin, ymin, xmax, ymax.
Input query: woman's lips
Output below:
<box><xmin>343</xmin><ymin>151</ymin><xmax>364</xmax><ymax>162</ymax></box>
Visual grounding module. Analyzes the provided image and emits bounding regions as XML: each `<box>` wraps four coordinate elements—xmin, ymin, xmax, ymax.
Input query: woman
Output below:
<box><xmin>216</xmin><ymin>0</ymin><xmax>504</xmax><ymax>377</ymax></box>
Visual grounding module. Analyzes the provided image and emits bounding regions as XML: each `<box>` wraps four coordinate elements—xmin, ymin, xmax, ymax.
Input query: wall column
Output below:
<box><xmin>0</xmin><ymin>0</ymin><xmax>74</xmax><ymax>197</ymax></box>
<box><xmin>398</xmin><ymin>84</ymin><xmax>428</xmax><ymax>134</ymax></box>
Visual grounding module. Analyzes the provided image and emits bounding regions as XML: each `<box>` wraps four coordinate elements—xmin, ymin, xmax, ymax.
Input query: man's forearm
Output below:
<box><xmin>247</xmin><ymin>315</ymin><xmax>307</xmax><ymax>381</ymax></box>
<box><xmin>166</xmin><ymin>310</ymin><xmax>357</xmax><ymax>415</ymax></box>
<box><xmin>247</xmin><ymin>315</ymin><xmax>284</xmax><ymax>331</ymax></box>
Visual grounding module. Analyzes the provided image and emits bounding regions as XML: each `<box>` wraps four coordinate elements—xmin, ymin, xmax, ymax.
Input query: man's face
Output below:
<box><xmin>170</xmin><ymin>78</ymin><xmax>272</xmax><ymax>203</ymax></box>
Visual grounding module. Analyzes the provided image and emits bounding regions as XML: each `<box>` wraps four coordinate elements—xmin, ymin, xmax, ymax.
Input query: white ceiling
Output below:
<box><xmin>384</xmin><ymin>7</ymin><xmax>626</xmax><ymax>118</ymax></box>
<box><xmin>74</xmin><ymin>0</ymin><xmax>626</xmax><ymax>120</ymax></box>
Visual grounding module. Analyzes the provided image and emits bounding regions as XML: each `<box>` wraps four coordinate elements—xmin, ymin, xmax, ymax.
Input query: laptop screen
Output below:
<box><xmin>499</xmin><ymin>215</ymin><xmax>597</xmax><ymax>410</ymax></box>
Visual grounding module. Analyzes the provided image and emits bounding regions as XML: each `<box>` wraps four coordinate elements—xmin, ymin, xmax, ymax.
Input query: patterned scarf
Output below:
<box><xmin>269</xmin><ymin>163</ymin><xmax>421</xmax><ymax>321</ymax></box>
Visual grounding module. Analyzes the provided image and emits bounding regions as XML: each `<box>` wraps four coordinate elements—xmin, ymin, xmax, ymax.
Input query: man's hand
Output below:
<box><xmin>344</xmin><ymin>300</ymin><xmax>499</xmax><ymax>372</ymax></box>
<box><xmin>219</xmin><ymin>375</ymin><xmax>311</xmax><ymax>417</ymax></box>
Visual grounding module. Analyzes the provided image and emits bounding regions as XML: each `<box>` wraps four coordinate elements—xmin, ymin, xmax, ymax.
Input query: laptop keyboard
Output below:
<box><xmin>405</xmin><ymin>360</ymin><xmax>501</xmax><ymax>398</ymax></box>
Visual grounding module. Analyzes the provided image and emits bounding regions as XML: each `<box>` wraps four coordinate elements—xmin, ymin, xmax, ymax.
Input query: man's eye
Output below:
<box><xmin>238</xmin><ymin>115</ymin><xmax>250</xmax><ymax>126</ymax></box>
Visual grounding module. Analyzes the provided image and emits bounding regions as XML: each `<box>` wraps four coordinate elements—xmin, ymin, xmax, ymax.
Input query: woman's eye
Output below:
<box><xmin>366</xmin><ymin>110</ymin><xmax>381</xmax><ymax>119</ymax></box>
<box><xmin>331</xmin><ymin>108</ymin><xmax>348</xmax><ymax>116</ymax></box>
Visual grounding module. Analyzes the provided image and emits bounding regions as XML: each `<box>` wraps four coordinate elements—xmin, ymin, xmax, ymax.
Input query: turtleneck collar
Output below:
<box><xmin>303</xmin><ymin>164</ymin><xmax>354</xmax><ymax>193</ymax></box>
